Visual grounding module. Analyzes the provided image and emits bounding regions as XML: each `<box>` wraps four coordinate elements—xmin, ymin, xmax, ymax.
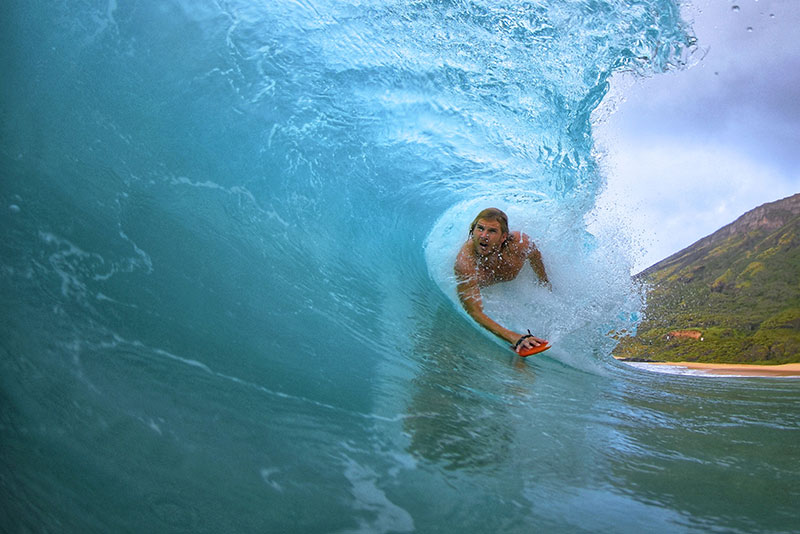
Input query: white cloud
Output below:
<box><xmin>594</xmin><ymin>139</ymin><xmax>797</xmax><ymax>272</ymax></box>
<box><xmin>592</xmin><ymin>0</ymin><xmax>800</xmax><ymax>273</ymax></box>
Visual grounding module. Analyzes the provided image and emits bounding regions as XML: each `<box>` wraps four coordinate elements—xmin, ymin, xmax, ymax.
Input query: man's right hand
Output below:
<box><xmin>513</xmin><ymin>332</ymin><xmax>547</xmax><ymax>353</ymax></box>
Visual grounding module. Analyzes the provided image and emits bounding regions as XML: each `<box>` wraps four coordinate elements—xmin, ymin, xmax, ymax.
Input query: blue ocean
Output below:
<box><xmin>2</xmin><ymin>1</ymin><xmax>799</xmax><ymax>532</ymax></box>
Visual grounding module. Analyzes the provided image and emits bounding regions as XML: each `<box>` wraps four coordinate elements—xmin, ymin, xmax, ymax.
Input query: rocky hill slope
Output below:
<box><xmin>614</xmin><ymin>193</ymin><xmax>800</xmax><ymax>364</ymax></box>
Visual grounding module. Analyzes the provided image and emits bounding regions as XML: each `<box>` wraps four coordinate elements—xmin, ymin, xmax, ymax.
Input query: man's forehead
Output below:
<box><xmin>476</xmin><ymin>218</ymin><xmax>503</xmax><ymax>230</ymax></box>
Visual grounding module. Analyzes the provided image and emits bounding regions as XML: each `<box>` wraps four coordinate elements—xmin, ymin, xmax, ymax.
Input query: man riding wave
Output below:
<box><xmin>454</xmin><ymin>207</ymin><xmax>550</xmax><ymax>355</ymax></box>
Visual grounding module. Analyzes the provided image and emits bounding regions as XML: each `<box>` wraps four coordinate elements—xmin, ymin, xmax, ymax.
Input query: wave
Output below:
<box><xmin>14</xmin><ymin>2</ymin><xmax>800</xmax><ymax>534</ymax></box>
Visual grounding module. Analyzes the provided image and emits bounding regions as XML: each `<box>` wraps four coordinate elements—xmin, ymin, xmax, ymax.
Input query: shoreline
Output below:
<box><xmin>616</xmin><ymin>359</ymin><xmax>800</xmax><ymax>378</ymax></box>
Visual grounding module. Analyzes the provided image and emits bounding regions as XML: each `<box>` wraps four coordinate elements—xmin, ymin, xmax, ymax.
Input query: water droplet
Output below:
<box><xmin>747</xmin><ymin>26</ymin><xmax>753</xmax><ymax>32</ymax></box>
<box><xmin>731</xmin><ymin>5</ymin><xmax>740</xmax><ymax>12</ymax></box>
<box><xmin>9</xmin><ymin>204</ymin><xmax>20</xmax><ymax>213</ymax></box>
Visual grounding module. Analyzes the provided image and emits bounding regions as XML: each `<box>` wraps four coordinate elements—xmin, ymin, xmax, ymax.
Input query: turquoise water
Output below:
<box><xmin>2</xmin><ymin>1</ymin><xmax>799</xmax><ymax>532</ymax></box>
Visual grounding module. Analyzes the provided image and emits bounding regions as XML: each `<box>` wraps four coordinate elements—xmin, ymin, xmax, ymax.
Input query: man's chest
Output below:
<box><xmin>476</xmin><ymin>255</ymin><xmax>525</xmax><ymax>284</ymax></box>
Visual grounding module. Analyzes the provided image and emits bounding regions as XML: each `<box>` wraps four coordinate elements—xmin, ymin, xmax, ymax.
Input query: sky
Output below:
<box><xmin>593</xmin><ymin>0</ymin><xmax>800</xmax><ymax>272</ymax></box>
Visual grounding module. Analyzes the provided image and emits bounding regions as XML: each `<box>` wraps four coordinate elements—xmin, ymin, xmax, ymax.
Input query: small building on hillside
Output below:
<box><xmin>666</xmin><ymin>330</ymin><xmax>704</xmax><ymax>341</ymax></box>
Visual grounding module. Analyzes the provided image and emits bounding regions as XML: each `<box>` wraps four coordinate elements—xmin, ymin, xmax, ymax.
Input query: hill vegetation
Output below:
<box><xmin>614</xmin><ymin>193</ymin><xmax>800</xmax><ymax>364</ymax></box>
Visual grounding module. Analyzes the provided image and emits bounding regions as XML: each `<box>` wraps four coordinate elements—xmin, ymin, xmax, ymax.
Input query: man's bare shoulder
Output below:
<box><xmin>454</xmin><ymin>243</ymin><xmax>477</xmax><ymax>277</ymax></box>
<box><xmin>509</xmin><ymin>232</ymin><xmax>533</xmax><ymax>253</ymax></box>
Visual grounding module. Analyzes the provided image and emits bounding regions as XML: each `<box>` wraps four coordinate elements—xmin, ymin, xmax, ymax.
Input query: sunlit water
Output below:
<box><xmin>2</xmin><ymin>1</ymin><xmax>799</xmax><ymax>532</ymax></box>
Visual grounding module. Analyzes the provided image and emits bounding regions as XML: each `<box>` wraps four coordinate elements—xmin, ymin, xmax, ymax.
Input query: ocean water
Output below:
<box><xmin>2</xmin><ymin>1</ymin><xmax>799</xmax><ymax>532</ymax></box>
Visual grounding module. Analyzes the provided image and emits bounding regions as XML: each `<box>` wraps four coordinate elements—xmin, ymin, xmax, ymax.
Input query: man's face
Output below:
<box><xmin>471</xmin><ymin>218</ymin><xmax>507</xmax><ymax>256</ymax></box>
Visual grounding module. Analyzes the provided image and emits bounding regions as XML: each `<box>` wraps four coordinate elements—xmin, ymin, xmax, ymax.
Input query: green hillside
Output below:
<box><xmin>614</xmin><ymin>193</ymin><xmax>800</xmax><ymax>365</ymax></box>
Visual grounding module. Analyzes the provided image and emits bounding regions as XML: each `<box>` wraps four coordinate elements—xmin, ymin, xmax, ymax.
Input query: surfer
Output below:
<box><xmin>454</xmin><ymin>207</ymin><xmax>550</xmax><ymax>355</ymax></box>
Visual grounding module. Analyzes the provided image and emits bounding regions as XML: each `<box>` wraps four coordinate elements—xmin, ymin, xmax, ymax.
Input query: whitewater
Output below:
<box><xmin>2</xmin><ymin>0</ymin><xmax>798</xmax><ymax>532</ymax></box>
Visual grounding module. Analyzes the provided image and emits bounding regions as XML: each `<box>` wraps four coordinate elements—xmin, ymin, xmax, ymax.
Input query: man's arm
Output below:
<box><xmin>454</xmin><ymin>251</ymin><xmax>544</xmax><ymax>350</ymax></box>
<box><xmin>456</xmin><ymin>275</ymin><xmax>520</xmax><ymax>345</ymax></box>
<box><xmin>526</xmin><ymin>239</ymin><xmax>550</xmax><ymax>289</ymax></box>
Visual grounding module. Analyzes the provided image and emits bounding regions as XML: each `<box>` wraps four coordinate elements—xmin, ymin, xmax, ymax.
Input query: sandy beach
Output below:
<box><xmin>620</xmin><ymin>360</ymin><xmax>800</xmax><ymax>377</ymax></box>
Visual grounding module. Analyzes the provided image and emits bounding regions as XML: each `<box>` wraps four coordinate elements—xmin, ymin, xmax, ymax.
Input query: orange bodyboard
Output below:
<box><xmin>514</xmin><ymin>342</ymin><xmax>552</xmax><ymax>357</ymax></box>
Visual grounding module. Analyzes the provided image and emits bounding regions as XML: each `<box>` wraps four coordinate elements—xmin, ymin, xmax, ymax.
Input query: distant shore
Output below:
<box><xmin>616</xmin><ymin>358</ymin><xmax>800</xmax><ymax>377</ymax></box>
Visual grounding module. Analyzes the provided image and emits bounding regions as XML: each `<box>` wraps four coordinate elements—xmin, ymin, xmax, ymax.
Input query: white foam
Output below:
<box><xmin>423</xmin><ymin>198</ymin><xmax>642</xmax><ymax>369</ymax></box>
<box><xmin>340</xmin><ymin>457</ymin><xmax>414</xmax><ymax>534</ymax></box>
